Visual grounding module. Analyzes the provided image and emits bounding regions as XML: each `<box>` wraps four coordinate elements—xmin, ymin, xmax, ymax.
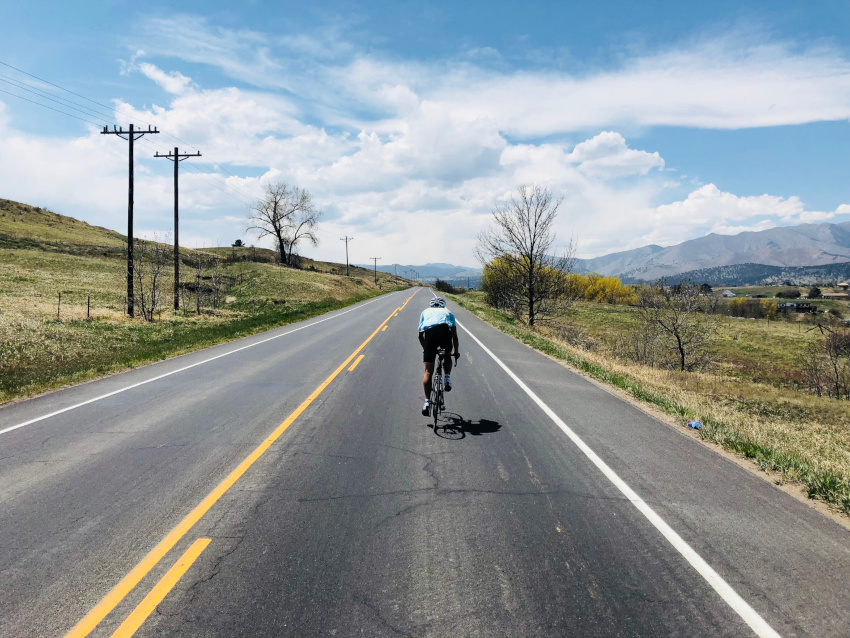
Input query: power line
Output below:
<box><xmin>183</xmin><ymin>159</ymin><xmax>261</xmax><ymax>202</ymax></box>
<box><xmin>0</xmin><ymin>60</ymin><xmax>119</xmax><ymax>114</ymax></box>
<box><xmin>0</xmin><ymin>61</ymin><xmax>308</xmax><ymax>248</ymax></box>
<box><xmin>0</xmin><ymin>88</ymin><xmax>104</xmax><ymax>127</ymax></box>
<box><xmin>134</xmin><ymin>138</ymin><xmax>256</xmax><ymax>207</ymax></box>
<box><xmin>0</xmin><ymin>75</ymin><xmax>111</xmax><ymax>125</ymax></box>
<box><xmin>0</xmin><ymin>59</ymin><xmax>263</xmax><ymax>196</ymax></box>
<box><xmin>0</xmin><ymin>86</ymin><xmax>255</xmax><ymax>213</ymax></box>
<box><xmin>136</xmin><ymin>137</ymin><xmax>263</xmax><ymax>205</ymax></box>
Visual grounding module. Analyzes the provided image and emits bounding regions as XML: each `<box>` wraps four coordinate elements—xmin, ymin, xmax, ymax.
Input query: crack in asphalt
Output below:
<box><xmin>295</xmin><ymin>450</ymin><xmax>367</xmax><ymax>462</ymax></box>
<box><xmin>297</xmin><ymin>485</ymin><xmax>619</xmax><ymax>503</ymax></box>
<box><xmin>128</xmin><ymin>443</ymin><xmax>190</xmax><ymax>451</ymax></box>
<box><xmin>352</xmin><ymin>592</ymin><xmax>413</xmax><ymax>637</ymax></box>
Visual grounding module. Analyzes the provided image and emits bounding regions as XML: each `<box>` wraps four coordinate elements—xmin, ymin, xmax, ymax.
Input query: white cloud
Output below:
<box><xmin>434</xmin><ymin>38</ymin><xmax>850</xmax><ymax>137</ymax></box>
<box><xmin>567</xmin><ymin>131</ymin><xmax>664</xmax><ymax>178</ymax></box>
<box><xmin>138</xmin><ymin>18</ymin><xmax>850</xmax><ymax>136</ymax></box>
<box><xmin>2</xmin><ymin>19</ymin><xmax>850</xmax><ymax>266</ymax></box>
<box><xmin>616</xmin><ymin>184</ymin><xmax>847</xmax><ymax>250</ymax></box>
<box><xmin>137</xmin><ymin>63</ymin><xmax>193</xmax><ymax>94</ymax></box>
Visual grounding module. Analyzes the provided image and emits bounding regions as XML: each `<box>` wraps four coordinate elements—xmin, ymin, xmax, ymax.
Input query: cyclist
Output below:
<box><xmin>418</xmin><ymin>296</ymin><xmax>460</xmax><ymax>416</ymax></box>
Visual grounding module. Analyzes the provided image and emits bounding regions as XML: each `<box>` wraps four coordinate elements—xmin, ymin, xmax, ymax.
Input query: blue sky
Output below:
<box><xmin>1</xmin><ymin>0</ymin><xmax>849</xmax><ymax>264</ymax></box>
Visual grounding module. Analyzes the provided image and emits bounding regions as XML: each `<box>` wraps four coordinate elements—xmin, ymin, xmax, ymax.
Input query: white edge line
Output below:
<box><xmin>456</xmin><ymin>317</ymin><xmax>781</xmax><ymax>638</ymax></box>
<box><xmin>0</xmin><ymin>292</ymin><xmax>404</xmax><ymax>436</ymax></box>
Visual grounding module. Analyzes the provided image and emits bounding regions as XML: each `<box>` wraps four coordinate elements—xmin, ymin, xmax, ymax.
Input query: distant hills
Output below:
<box><xmin>669</xmin><ymin>262</ymin><xmax>850</xmax><ymax>287</ymax></box>
<box><xmin>576</xmin><ymin>220</ymin><xmax>850</xmax><ymax>284</ymax></box>
<box><xmin>363</xmin><ymin>262</ymin><xmax>482</xmax><ymax>284</ymax></box>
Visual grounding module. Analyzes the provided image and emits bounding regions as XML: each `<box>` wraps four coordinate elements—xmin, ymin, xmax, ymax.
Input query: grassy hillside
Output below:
<box><xmin>0</xmin><ymin>198</ymin><xmax>126</xmax><ymax>248</ymax></box>
<box><xmin>0</xmin><ymin>199</ymin><xmax>410</xmax><ymax>403</ymax></box>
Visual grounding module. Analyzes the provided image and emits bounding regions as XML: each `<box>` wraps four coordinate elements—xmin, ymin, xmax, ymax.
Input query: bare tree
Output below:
<box><xmin>636</xmin><ymin>280</ymin><xmax>717</xmax><ymax>371</ymax></box>
<box><xmin>133</xmin><ymin>235</ymin><xmax>171</xmax><ymax>322</ymax></box>
<box><xmin>800</xmin><ymin>340</ymin><xmax>828</xmax><ymax>397</ymax></box>
<box><xmin>824</xmin><ymin>330</ymin><xmax>850</xmax><ymax>400</ymax></box>
<box><xmin>247</xmin><ymin>181</ymin><xmax>321</xmax><ymax>266</ymax></box>
<box><xmin>282</xmin><ymin>204</ymin><xmax>323</xmax><ymax>266</ymax></box>
<box><xmin>800</xmin><ymin>329</ymin><xmax>850</xmax><ymax>399</ymax></box>
<box><xmin>476</xmin><ymin>184</ymin><xmax>575</xmax><ymax>326</ymax></box>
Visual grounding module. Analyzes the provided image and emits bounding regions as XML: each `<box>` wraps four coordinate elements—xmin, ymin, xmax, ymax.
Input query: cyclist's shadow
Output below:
<box><xmin>432</xmin><ymin>412</ymin><xmax>502</xmax><ymax>440</ymax></box>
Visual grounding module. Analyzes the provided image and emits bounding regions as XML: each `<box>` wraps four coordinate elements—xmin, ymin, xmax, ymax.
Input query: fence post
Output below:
<box><xmin>87</xmin><ymin>295</ymin><xmax>90</xmax><ymax>319</ymax></box>
<box><xmin>58</xmin><ymin>292</ymin><xmax>61</xmax><ymax>321</ymax></box>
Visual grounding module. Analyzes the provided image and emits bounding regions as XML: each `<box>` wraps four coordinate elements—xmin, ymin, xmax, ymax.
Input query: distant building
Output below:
<box><xmin>778</xmin><ymin>302</ymin><xmax>816</xmax><ymax>313</ymax></box>
<box><xmin>823</xmin><ymin>292</ymin><xmax>850</xmax><ymax>301</ymax></box>
<box><xmin>837</xmin><ymin>282</ymin><xmax>849</xmax><ymax>291</ymax></box>
<box><xmin>722</xmin><ymin>290</ymin><xmax>736</xmax><ymax>298</ymax></box>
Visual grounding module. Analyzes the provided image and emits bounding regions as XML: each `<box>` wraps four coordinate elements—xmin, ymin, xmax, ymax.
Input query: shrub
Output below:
<box><xmin>434</xmin><ymin>279</ymin><xmax>462</xmax><ymax>294</ymax></box>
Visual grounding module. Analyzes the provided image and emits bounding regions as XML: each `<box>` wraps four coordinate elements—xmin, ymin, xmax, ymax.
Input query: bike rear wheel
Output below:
<box><xmin>431</xmin><ymin>374</ymin><xmax>441</xmax><ymax>427</ymax></box>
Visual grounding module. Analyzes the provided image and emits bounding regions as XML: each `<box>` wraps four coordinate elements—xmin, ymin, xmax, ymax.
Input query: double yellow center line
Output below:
<box><xmin>66</xmin><ymin>290</ymin><xmax>418</xmax><ymax>637</ymax></box>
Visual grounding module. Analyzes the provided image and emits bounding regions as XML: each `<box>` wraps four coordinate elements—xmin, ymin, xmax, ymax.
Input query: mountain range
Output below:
<box><xmin>361</xmin><ymin>262</ymin><xmax>481</xmax><ymax>283</ymax></box>
<box><xmin>575</xmin><ymin>220</ymin><xmax>850</xmax><ymax>283</ymax></box>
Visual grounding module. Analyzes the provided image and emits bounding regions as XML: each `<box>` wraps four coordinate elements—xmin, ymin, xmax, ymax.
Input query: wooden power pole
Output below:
<box><xmin>101</xmin><ymin>124</ymin><xmax>159</xmax><ymax>317</ymax></box>
<box><xmin>154</xmin><ymin>147</ymin><xmax>202</xmax><ymax>310</ymax></box>
<box><xmin>369</xmin><ymin>257</ymin><xmax>381</xmax><ymax>284</ymax></box>
<box><xmin>340</xmin><ymin>235</ymin><xmax>353</xmax><ymax>276</ymax></box>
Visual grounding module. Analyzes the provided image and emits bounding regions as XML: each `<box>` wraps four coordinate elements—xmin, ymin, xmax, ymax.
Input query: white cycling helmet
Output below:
<box><xmin>430</xmin><ymin>297</ymin><xmax>446</xmax><ymax>308</ymax></box>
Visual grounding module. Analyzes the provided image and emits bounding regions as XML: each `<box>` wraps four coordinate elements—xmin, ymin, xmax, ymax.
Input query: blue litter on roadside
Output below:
<box><xmin>688</xmin><ymin>421</ymin><xmax>701</xmax><ymax>429</ymax></box>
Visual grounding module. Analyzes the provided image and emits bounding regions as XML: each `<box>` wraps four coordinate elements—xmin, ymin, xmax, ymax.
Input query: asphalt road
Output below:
<box><xmin>1</xmin><ymin>288</ymin><xmax>848</xmax><ymax>637</ymax></box>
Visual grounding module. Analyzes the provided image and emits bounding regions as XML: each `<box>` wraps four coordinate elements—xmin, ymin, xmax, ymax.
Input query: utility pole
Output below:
<box><xmin>102</xmin><ymin>124</ymin><xmax>159</xmax><ymax>317</ymax></box>
<box><xmin>340</xmin><ymin>236</ymin><xmax>353</xmax><ymax>276</ymax></box>
<box><xmin>154</xmin><ymin>147</ymin><xmax>201</xmax><ymax>310</ymax></box>
<box><xmin>393</xmin><ymin>263</ymin><xmax>398</xmax><ymax>277</ymax></box>
<box><xmin>369</xmin><ymin>257</ymin><xmax>381</xmax><ymax>284</ymax></box>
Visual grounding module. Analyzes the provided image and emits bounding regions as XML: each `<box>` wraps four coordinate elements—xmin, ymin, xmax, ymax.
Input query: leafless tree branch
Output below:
<box><xmin>247</xmin><ymin>181</ymin><xmax>322</xmax><ymax>266</ymax></box>
<box><xmin>476</xmin><ymin>184</ymin><xmax>575</xmax><ymax>325</ymax></box>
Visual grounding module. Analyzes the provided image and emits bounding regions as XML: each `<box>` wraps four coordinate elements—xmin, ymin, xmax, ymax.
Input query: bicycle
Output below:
<box><xmin>429</xmin><ymin>347</ymin><xmax>446</xmax><ymax>427</ymax></box>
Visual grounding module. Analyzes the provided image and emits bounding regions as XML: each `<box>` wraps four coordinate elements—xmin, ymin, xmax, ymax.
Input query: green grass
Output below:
<box><xmin>1</xmin><ymin>292</ymin><xmax>390</xmax><ymax>401</ymax></box>
<box><xmin>0</xmin><ymin>198</ymin><xmax>126</xmax><ymax>248</ymax></box>
<box><xmin>449</xmin><ymin>292</ymin><xmax>850</xmax><ymax>515</ymax></box>
<box><xmin>0</xmin><ymin>199</ymin><xmax>411</xmax><ymax>403</ymax></box>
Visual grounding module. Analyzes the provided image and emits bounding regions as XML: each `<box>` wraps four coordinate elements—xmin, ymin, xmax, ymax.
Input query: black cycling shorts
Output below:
<box><xmin>422</xmin><ymin>323</ymin><xmax>453</xmax><ymax>364</ymax></box>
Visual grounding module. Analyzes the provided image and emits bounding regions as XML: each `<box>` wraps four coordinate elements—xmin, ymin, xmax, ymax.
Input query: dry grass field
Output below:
<box><xmin>0</xmin><ymin>198</ymin><xmax>407</xmax><ymax>403</ymax></box>
<box><xmin>450</xmin><ymin>292</ymin><xmax>850</xmax><ymax>516</ymax></box>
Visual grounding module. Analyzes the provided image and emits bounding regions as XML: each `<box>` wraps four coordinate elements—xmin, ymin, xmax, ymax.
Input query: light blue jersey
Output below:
<box><xmin>418</xmin><ymin>307</ymin><xmax>456</xmax><ymax>332</ymax></box>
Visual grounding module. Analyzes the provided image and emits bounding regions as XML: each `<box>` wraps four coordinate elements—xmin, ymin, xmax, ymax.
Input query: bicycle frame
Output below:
<box><xmin>430</xmin><ymin>347</ymin><xmax>446</xmax><ymax>427</ymax></box>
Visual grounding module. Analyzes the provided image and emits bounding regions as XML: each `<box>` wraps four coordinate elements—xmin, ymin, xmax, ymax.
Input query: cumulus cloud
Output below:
<box><xmin>567</xmin><ymin>131</ymin><xmax>664</xmax><ymax>178</ymax></box>
<box><xmin>616</xmin><ymin>184</ymin><xmax>848</xmax><ymax>250</ymax></box>
<box><xmin>1</xmin><ymin>17</ymin><xmax>850</xmax><ymax>265</ymax></box>
<box><xmin>654</xmin><ymin>184</ymin><xmax>833</xmax><ymax>226</ymax></box>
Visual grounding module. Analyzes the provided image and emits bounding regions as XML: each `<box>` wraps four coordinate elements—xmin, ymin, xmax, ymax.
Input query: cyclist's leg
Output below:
<box><xmin>422</xmin><ymin>327</ymin><xmax>438</xmax><ymax>399</ymax></box>
<box><xmin>422</xmin><ymin>362</ymin><xmax>434</xmax><ymax>399</ymax></box>
<box><xmin>435</xmin><ymin>326</ymin><xmax>453</xmax><ymax>375</ymax></box>
<box><xmin>441</xmin><ymin>331</ymin><xmax>453</xmax><ymax>387</ymax></box>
